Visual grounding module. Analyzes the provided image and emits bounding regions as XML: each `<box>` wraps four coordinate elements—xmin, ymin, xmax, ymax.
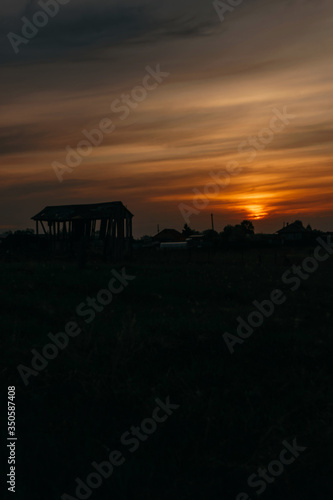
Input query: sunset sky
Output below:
<box><xmin>1</xmin><ymin>0</ymin><xmax>333</xmax><ymax>237</ymax></box>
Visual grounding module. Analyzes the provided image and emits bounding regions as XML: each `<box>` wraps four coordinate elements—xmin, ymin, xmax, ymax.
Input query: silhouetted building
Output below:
<box><xmin>31</xmin><ymin>201</ymin><xmax>133</xmax><ymax>259</ymax></box>
<box><xmin>276</xmin><ymin>221</ymin><xmax>307</xmax><ymax>242</ymax></box>
<box><xmin>153</xmin><ymin>228</ymin><xmax>185</xmax><ymax>243</ymax></box>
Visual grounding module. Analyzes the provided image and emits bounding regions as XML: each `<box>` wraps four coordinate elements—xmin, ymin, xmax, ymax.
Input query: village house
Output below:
<box><xmin>276</xmin><ymin>221</ymin><xmax>308</xmax><ymax>243</ymax></box>
<box><xmin>152</xmin><ymin>228</ymin><xmax>185</xmax><ymax>243</ymax></box>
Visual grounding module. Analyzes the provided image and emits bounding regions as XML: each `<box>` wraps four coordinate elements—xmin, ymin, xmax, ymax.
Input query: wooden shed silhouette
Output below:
<box><xmin>32</xmin><ymin>201</ymin><xmax>133</xmax><ymax>259</ymax></box>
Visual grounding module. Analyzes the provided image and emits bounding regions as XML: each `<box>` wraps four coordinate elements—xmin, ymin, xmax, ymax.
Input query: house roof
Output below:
<box><xmin>153</xmin><ymin>228</ymin><xmax>185</xmax><ymax>242</ymax></box>
<box><xmin>31</xmin><ymin>202</ymin><xmax>133</xmax><ymax>222</ymax></box>
<box><xmin>276</xmin><ymin>221</ymin><xmax>307</xmax><ymax>234</ymax></box>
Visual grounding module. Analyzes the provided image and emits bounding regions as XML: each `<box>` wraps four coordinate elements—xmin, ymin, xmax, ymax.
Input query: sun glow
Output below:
<box><xmin>245</xmin><ymin>204</ymin><xmax>269</xmax><ymax>220</ymax></box>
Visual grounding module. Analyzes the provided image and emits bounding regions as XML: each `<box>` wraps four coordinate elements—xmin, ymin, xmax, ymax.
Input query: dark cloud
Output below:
<box><xmin>0</xmin><ymin>0</ymin><xmax>217</xmax><ymax>64</ymax></box>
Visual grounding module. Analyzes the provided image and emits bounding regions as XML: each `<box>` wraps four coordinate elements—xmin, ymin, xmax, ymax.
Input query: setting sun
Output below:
<box><xmin>245</xmin><ymin>204</ymin><xmax>269</xmax><ymax>220</ymax></box>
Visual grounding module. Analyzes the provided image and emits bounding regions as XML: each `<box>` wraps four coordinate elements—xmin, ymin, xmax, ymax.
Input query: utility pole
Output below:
<box><xmin>157</xmin><ymin>224</ymin><xmax>160</xmax><ymax>234</ymax></box>
<box><xmin>211</xmin><ymin>213</ymin><xmax>214</xmax><ymax>232</ymax></box>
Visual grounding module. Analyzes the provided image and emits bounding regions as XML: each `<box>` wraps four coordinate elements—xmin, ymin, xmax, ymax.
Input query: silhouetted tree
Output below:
<box><xmin>182</xmin><ymin>224</ymin><xmax>196</xmax><ymax>237</ymax></box>
<box><xmin>240</xmin><ymin>220</ymin><xmax>254</xmax><ymax>234</ymax></box>
<box><xmin>202</xmin><ymin>229</ymin><xmax>218</xmax><ymax>240</ymax></box>
<box><xmin>223</xmin><ymin>225</ymin><xmax>234</xmax><ymax>238</ymax></box>
<box><xmin>221</xmin><ymin>221</ymin><xmax>254</xmax><ymax>243</ymax></box>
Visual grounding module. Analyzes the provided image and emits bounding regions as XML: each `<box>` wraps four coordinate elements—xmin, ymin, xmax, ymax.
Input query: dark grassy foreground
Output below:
<box><xmin>1</xmin><ymin>246</ymin><xmax>333</xmax><ymax>500</ymax></box>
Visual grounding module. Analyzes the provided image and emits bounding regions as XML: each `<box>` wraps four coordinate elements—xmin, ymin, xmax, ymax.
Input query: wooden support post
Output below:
<box><xmin>40</xmin><ymin>221</ymin><xmax>47</xmax><ymax>235</ymax></box>
<box><xmin>125</xmin><ymin>217</ymin><xmax>131</xmax><ymax>255</ymax></box>
<box><xmin>69</xmin><ymin>221</ymin><xmax>73</xmax><ymax>254</ymax></box>
<box><xmin>111</xmin><ymin>219</ymin><xmax>116</xmax><ymax>259</ymax></box>
<box><xmin>108</xmin><ymin>218</ymin><xmax>112</xmax><ymax>238</ymax></box>
<box><xmin>130</xmin><ymin>218</ymin><xmax>133</xmax><ymax>255</ymax></box>
<box><xmin>104</xmin><ymin>218</ymin><xmax>112</xmax><ymax>259</ymax></box>
<box><xmin>53</xmin><ymin>222</ymin><xmax>56</xmax><ymax>252</ymax></box>
<box><xmin>86</xmin><ymin>220</ymin><xmax>91</xmax><ymax>240</ymax></box>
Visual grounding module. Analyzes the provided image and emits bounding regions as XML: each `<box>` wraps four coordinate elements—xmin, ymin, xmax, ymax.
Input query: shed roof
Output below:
<box><xmin>31</xmin><ymin>202</ymin><xmax>133</xmax><ymax>222</ymax></box>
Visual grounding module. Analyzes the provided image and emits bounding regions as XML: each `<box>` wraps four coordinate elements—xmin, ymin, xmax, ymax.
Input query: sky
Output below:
<box><xmin>0</xmin><ymin>0</ymin><xmax>333</xmax><ymax>237</ymax></box>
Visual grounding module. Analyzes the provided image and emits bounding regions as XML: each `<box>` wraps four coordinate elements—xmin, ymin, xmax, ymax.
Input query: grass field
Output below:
<box><xmin>1</xmin><ymin>246</ymin><xmax>333</xmax><ymax>499</ymax></box>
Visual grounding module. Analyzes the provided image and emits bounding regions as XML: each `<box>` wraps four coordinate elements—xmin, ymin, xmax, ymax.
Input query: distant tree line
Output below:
<box><xmin>181</xmin><ymin>219</ymin><xmax>255</xmax><ymax>242</ymax></box>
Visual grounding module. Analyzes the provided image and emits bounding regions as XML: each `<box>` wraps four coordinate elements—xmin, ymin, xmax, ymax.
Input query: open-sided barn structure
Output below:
<box><xmin>31</xmin><ymin>202</ymin><xmax>133</xmax><ymax>259</ymax></box>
